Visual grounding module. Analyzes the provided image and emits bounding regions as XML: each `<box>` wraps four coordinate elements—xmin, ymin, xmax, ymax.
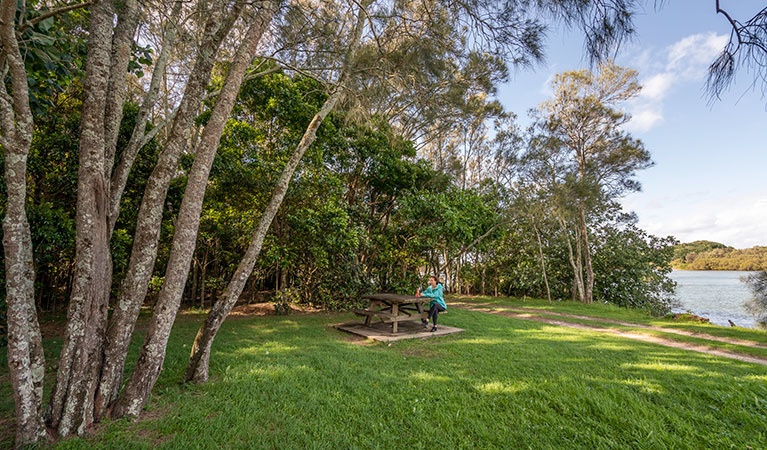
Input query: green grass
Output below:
<box><xmin>453</xmin><ymin>295</ymin><xmax>767</xmax><ymax>345</ymax></box>
<box><xmin>2</xmin><ymin>303</ymin><xmax>767</xmax><ymax>449</ymax></box>
<box><xmin>480</xmin><ymin>306</ymin><xmax>767</xmax><ymax>360</ymax></box>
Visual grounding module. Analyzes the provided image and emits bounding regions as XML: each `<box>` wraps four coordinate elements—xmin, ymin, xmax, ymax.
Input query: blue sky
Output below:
<box><xmin>497</xmin><ymin>1</ymin><xmax>767</xmax><ymax>248</ymax></box>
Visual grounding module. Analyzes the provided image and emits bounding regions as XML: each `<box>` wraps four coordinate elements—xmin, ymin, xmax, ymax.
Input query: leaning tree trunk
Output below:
<box><xmin>184</xmin><ymin>83</ymin><xmax>346</xmax><ymax>383</ymax></box>
<box><xmin>184</xmin><ymin>0</ymin><xmax>368</xmax><ymax>384</ymax></box>
<box><xmin>94</xmin><ymin>3</ymin><xmax>242</xmax><ymax>418</ymax></box>
<box><xmin>47</xmin><ymin>0</ymin><xmax>117</xmax><ymax>436</ymax></box>
<box><xmin>579</xmin><ymin>202</ymin><xmax>594</xmax><ymax>304</ymax></box>
<box><xmin>111</xmin><ymin>7</ymin><xmax>276</xmax><ymax>418</ymax></box>
<box><xmin>0</xmin><ymin>0</ymin><xmax>48</xmax><ymax>444</ymax></box>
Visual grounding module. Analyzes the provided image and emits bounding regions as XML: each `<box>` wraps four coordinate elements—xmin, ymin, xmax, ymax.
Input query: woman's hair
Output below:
<box><xmin>429</xmin><ymin>275</ymin><xmax>440</xmax><ymax>284</ymax></box>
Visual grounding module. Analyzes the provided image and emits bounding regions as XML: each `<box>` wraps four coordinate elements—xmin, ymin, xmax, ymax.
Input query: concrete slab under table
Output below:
<box><xmin>333</xmin><ymin>320</ymin><xmax>463</xmax><ymax>342</ymax></box>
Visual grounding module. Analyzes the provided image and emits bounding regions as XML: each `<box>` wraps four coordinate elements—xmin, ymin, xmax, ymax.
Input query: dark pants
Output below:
<box><xmin>427</xmin><ymin>303</ymin><xmax>446</xmax><ymax>325</ymax></box>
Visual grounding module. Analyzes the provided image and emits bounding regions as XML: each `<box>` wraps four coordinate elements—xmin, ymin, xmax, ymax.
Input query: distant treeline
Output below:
<box><xmin>672</xmin><ymin>241</ymin><xmax>767</xmax><ymax>271</ymax></box>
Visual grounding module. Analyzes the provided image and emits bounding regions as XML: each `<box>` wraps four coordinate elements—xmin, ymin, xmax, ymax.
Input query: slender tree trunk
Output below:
<box><xmin>184</xmin><ymin>74</ymin><xmax>347</xmax><ymax>384</ymax></box>
<box><xmin>0</xmin><ymin>0</ymin><xmax>48</xmax><ymax>444</ymax></box>
<box><xmin>112</xmin><ymin>7</ymin><xmax>276</xmax><ymax>417</ymax></box>
<box><xmin>47</xmin><ymin>0</ymin><xmax>116</xmax><ymax>436</ymax></box>
<box><xmin>184</xmin><ymin>0</ymin><xmax>369</xmax><ymax>384</ymax></box>
<box><xmin>95</xmin><ymin>2</ymin><xmax>241</xmax><ymax>417</ymax></box>
<box><xmin>557</xmin><ymin>215</ymin><xmax>584</xmax><ymax>302</ymax></box>
<box><xmin>532</xmin><ymin>222</ymin><xmax>551</xmax><ymax>304</ymax></box>
<box><xmin>200</xmin><ymin>248</ymin><xmax>209</xmax><ymax>308</ymax></box>
<box><xmin>190</xmin><ymin>255</ymin><xmax>199</xmax><ymax>305</ymax></box>
<box><xmin>108</xmin><ymin>0</ymin><xmax>182</xmax><ymax>233</ymax></box>
<box><xmin>579</xmin><ymin>202</ymin><xmax>594</xmax><ymax>304</ymax></box>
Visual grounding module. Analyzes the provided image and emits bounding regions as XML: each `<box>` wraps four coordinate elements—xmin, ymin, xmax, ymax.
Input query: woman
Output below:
<box><xmin>417</xmin><ymin>275</ymin><xmax>446</xmax><ymax>332</ymax></box>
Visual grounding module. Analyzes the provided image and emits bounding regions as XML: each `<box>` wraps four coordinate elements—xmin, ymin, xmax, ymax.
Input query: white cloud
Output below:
<box><xmin>625</xmin><ymin>106</ymin><xmax>663</xmax><ymax>132</ymax></box>
<box><xmin>623</xmin><ymin>32</ymin><xmax>728</xmax><ymax>133</ymax></box>
<box><xmin>666</xmin><ymin>33</ymin><xmax>728</xmax><ymax>76</ymax></box>
<box><xmin>640</xmin><ymin>73</ymin><xmax>674</xmax><ymax>101</ymax></box>
<box><xmin>624</xmin><ymin>191</ymin><xmax>767</xmax><ymax>248</ymax></box>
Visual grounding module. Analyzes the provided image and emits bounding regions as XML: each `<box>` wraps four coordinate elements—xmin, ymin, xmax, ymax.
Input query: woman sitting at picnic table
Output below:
<box><xmin>418</xmin><ymin>276</ymin><xmax>446</xmax><ymax>332</ymax></box>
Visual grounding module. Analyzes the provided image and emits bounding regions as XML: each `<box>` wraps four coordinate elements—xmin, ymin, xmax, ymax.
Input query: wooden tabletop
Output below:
<box><xmin>361</xmin><ymin>293</ymin><xmax>423</xmax><ymax>303</ymax></box>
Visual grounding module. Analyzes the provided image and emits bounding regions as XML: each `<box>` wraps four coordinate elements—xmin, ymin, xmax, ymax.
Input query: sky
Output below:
<box><xmin>497</xmin><ymin>1</ymin><xmax>767</xmax><ymax>249</ymax></box>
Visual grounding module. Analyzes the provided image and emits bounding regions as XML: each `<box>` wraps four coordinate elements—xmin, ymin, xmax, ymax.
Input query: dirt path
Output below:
<box><xmin>452</xmin><ymin>303</ymin><xmax>767</xmax><ymax>366</ymax></box>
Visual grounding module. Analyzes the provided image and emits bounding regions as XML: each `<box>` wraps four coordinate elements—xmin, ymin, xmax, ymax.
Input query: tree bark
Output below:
<box><xmin>0</xmin><ymin>0</ymin><xmax>48</xmax><ymax>444</ymax></box>
<box><xmin>111</xmin><ymin>5</ymin><xmax>276</xmax><ymax>417</ymax></box>
<box><xmin>579</xmin><ymin>202</ymin><xmax>594</xmax><ymax>303</ymax></box>
<box><xmin>557</xmin><ymin>214</ymin><xmax>584</xmax><ymax>302</ymax></box>
<box><xmin>532</xmin><ymin>222</ymin><xmax>551</xmax><ymax>304</ymax></box>
<box><xmin>183</xmin><ymin>0</ymin><xmax>369</xmax><ymax>384</ymax></box>
<box><xmin>47</xmin><ymin>0</ymin><xmax>116</xmax><ymax>436</ymax></box>
<box><xmin>103</xmin><ymin>0</ymin><xmax>140</xmax><ymax>179</ymax></box>
<box><xmin>95</xmin><ymin>1</ymin><xmax>243</xmax><ymax>418</ymax></box>
<box><xmin>108</xmin><ymin>0</ymin><xmax>182</xmax><ymax>233</ymax></box>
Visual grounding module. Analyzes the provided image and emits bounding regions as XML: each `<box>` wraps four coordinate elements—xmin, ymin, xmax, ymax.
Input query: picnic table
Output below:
<box><xmin>353</xmin><ymin>293</ymin><xmax>428</xmax><ymax>334</ymax></box>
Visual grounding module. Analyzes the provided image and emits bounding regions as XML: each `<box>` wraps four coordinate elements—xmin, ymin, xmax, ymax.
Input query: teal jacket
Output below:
<box><xmin>420</xmin><ymin>283</ymin><xmax>446</xmax><ymax>309</ymax></box>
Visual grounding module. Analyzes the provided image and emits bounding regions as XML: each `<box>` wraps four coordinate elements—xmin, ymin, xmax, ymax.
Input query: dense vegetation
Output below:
<box><xmin>671</xmin><ymin>241</ymin><xmax>767</xmax><ymax>271</ymax></box>
<box><xmin>0</xmin><ymin>65</ymin><xmax>677</xmax><ymax>322</ymax></box>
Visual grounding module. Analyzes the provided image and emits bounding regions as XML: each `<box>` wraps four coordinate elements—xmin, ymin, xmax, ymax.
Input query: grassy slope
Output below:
<box><xmin>1</xmin><ymin>303</ymin><xmax>766</xmax><ymax>449</ymax></box>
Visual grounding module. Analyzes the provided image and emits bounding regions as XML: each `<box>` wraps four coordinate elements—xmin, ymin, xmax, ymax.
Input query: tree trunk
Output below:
<box><xmin>190</xmin><ymin>253</ymin><xmax>199</xmax><ymax>305</ymax></box>
<box><xmin>95</xmin><ymin>3</ymin><xmax>242</xmax><ymax>418</ymax></box>
<box><xmin>184</xmin><ymin>73</ymin><xmax>347</xmax><ymax>384</ymax></box>
<box><xmin>532</xmin><ymin>222</ymin><xmax>551</xmax><ymax>304</ymax></box>
<box><xmin>108</xmin><ymin>0</ymin><xmax>182</xmax><ymax>234</ymax></box>
<box><xmin>557</xmin><ymin>214</ymin><xmax>584</xmax><ymax>302</ymax></box>
<box><xmin>47</xmin><ymin>0</ymin><xmax>116</xmax><ymax>436</ymax></box>
<box><xmin>200</xmin><ymin>247</ymin><xmax>209</xmax><ymax>308</ymax></box>
<box><xmin>111</xmin><ymin>7</ymin><xmax>275</xmax><ymax>418</ymax></box>
<box><xmin>184</xmin><ymin>0</ymin><xmax>369</xmax><ymax>384</ymax></box>
<box><xmin>0</xmin><ymin>0</ymin><xmax>48</xmax><ymax>444</ymax></box>
<box><xmin>480</xmin><ymin>262</ymin><xmax>486</xmax><ymax>295</ymax></box>
<box><xmin>579</xmin><ymin>202</ymin><xmax>594</xmax><ymax>304</ymax></box>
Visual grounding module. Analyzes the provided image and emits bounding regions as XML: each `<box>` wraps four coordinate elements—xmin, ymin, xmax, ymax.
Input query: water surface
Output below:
<box><xmin>670</xmin><ymin>270</ymin><xmax>757</xmax><ymax>328</ymax></box>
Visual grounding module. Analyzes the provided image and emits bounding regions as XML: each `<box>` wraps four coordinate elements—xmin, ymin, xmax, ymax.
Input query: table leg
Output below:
<box><xmin>364</xmin><ymin>300</ymin><xmax>381</xmax><ymax>327</ymax></box>
<box><xmin>391</xmin><ymin>303</ymin><xmax>399</xmax><ymax>333</ymax></box>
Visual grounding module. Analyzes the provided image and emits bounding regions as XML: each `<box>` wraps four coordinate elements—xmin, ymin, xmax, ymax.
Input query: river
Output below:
<box><xmin>669</xmin><ymin>270</ymin><xmax>758</xmax><ymax>328</ymax></box>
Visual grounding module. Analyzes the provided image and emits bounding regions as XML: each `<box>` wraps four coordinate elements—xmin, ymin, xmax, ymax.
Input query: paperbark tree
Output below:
<box><xmin>0</xmin><ymin>0</ymin><xmax>48</xmax><ymax>444</ymax></box>
<box><xmin>95</xmin><ymin>0</ymin><xmax>241</xmax><ymax>419</ymax></box>
<box><xmin>111</xmin><ymin>1</ymin><xmax>279</xmax><ymax>417</ymax></box>
<box><xmin>184</xmin><ymin>0</ymin><xmax>368</xmax><ymax>384</ymax></box>
<box><xmin>46</xmin><ymin>0</ymin><xmax>137</xmax><ymax>435</ymax></box>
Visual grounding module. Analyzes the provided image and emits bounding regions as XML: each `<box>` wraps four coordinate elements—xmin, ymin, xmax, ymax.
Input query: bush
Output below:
<box><xmin>744</xmin><ymin>271</ymin><xmax>767</xmax><ymax>328</ymax></box>
<box><xmin>273</xmin><ymin>287</ymin><xmax>301</xmax><ymax>315</ymax></box>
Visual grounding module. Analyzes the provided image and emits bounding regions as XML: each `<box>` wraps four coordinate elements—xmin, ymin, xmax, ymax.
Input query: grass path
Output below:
<box><xmin>452</xmin><ymin>302</ymin><xmax>767</xmax><ymax>366</ymax></box>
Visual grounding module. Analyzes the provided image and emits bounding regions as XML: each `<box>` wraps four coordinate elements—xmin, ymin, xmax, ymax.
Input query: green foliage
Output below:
<box><xmin>592</xmin><ymin>219</ymin><xmax>677</xmax><ymax>315</ymax></box>
<box><xmin>672</xmin><ymin>240</ymin><xmax>729</xmax><ymax>260</ymax></box>
<box><xmin>12</xmin><ymin>0</ymin><xmax>89</xmax><ymax>115</ymax></box>
<box><xmin>671</xmin><ymin>243</ymin><xmax>767</xmax><ymax>271</ymax></box>
<box><xmin>272</xmin><ymin>288</ymin><xmax>300</xmax><ymax>315</ymax></box>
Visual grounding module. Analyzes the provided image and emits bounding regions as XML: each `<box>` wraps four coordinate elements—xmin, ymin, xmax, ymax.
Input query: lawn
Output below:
<box><xmin>452</xmin><ymin>295</ymin><xmax>767</xmax><ymax>345</ymax></box>
<box><xmin>2</xmin><ymin>300</ymin><xmax>767</xmax><ymax>449</ymax></box>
